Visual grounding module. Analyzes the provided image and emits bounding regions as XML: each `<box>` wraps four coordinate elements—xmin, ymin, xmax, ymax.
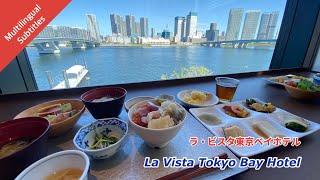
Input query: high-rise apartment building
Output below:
<box><xmin>110</xmin><ymin>14</ymin><xmax>124</xmax><ymax>35</ymax></box>
<box><xmin>225</xmin><ymin>8</ymin><xmax>244</xmax><ymax>41</ymax></box>
<box><xmin>135</xmin><ymin>22</ymin><xmax>141</xmax><ymax>36</ymax></box>
<box><xmin>241</xmin><ymin>10</ymin><xmax>261</xmax><ymax>40</ymax></box>
<box><xmin>125</xmin><ymin>15</ymin><xmax>135</xmax><ymax>36</ymax></box>
<box><xmin>257</xmin><ymin>11</ymin><xmax>279</xmax><ymax>40</ymax></box>
<box><xmin>186</xmin><ymin>12</ymin><xmax>197</xmax><ymax>39</ymax></box>
<box><xmin>151</xmin><ymin>28</ymin><xmax>156</xmax><ymax>38</ymax></box>
<box><xmin>140</xmin><ymin>17</ymin><xmax>149</xmax><ymax>37</ymax></box>
<box><xmin>86</xmin><ymin>14</ymin><xmax>101</xmax><ymax>42</ymax></box>
<box><xmin>266</xmin><ymin>11</ymin><xmax>279</xmax><ymax>39</ymax></box>
<box><xmin>210</xmin><ymin>23</ymin><xmax>217</xmax><ymax>31</ymax></box>
<box><xmin>161</xmin><ymin>30</ymin><xmax>171</xmax><ymax>39</ymax></box>
<box><xmin>206</xmin><ymin>23</ymin><xmax>219</xmax><ymax>41</ymax></box>
<box><xmin>174</xmin><ymin>16</ymin><xmax>186</xmax><ymax>42</ymax></box>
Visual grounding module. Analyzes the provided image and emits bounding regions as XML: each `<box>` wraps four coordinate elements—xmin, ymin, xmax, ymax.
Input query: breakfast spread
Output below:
<box><xmin>6</xmin><ymin>84</ymin><xmax>320</xmax><ymax>179</ymax></box>
<box><xmin>190</xmin><ymin>98</ymin><xmax>320</xmax><ymax>157</ymax></box>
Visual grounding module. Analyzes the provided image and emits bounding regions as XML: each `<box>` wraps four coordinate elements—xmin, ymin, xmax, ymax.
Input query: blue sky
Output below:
<box><xmin>51</xmin><ymin>0</ymin><xmax>287</xmax><ymax>36</ymax></box>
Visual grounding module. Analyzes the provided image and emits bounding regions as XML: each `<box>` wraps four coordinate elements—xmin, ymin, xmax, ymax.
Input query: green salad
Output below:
<box><xmin>297</xmin><ymin>79</ymin><xmax>320</xmax><ymax>92</ymax></box>
<box><xmin>89</xmin><ymin>133</ymin><xmax>118</xmax><ymax>149</ymax></box>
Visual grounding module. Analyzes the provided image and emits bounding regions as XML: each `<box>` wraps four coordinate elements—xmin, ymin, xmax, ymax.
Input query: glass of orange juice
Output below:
<box><xmin>215</xmin><ymin>77</ymin><xmax>239</xmax><ymax>103</ymax></box>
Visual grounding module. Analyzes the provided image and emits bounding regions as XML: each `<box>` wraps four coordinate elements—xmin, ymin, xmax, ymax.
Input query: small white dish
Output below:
<box><xmin>177</xmin><ymin>89</ymin><xmax>219</xmax><ymax>108</ymax></box>
<box><xmin>15</xmin><ymin>150</ymin><xmax>90</xmax><ymax>180</ymax></box>
<box><xmin>73</xmin><ymin>118</ymin><xmax>128</xmax><ymax>159</ymax></box>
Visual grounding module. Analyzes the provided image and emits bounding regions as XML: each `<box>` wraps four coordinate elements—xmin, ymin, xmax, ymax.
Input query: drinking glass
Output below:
<box><xmin>215</xmin><ymin>77</ymin><xmax>240</xmax><ymax>103</ymax></box>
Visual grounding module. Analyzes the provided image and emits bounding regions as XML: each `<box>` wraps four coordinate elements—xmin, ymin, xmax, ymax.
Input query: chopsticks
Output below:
<box><xmin>158</xmin><ymin>153</ymin><xmax>228</xmax><ymax>180</ymax></box>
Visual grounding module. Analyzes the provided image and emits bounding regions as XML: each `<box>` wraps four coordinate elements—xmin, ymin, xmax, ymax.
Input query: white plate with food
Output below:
<box><xmin>190</xmin><ymin>98</ymin><xmax>320</xmax><ymax>157</ymax></box>
<box><xmin>177</xmin><ymin>89</ymin><xmax>219</xmax><ymax>108</ymax></box>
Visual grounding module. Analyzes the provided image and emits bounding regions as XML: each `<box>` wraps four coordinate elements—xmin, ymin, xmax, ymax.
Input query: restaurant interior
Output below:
<box><xmin>0</xmin><ymin>0</ymin><xmax>320</xmax><ymax>180</ymax></box>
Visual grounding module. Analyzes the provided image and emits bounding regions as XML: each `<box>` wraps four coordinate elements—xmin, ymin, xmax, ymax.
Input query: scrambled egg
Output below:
<box><xmin>183</xmin><ymin>91</ymin><xmax>207</xmax><ymax>105</ymax></box>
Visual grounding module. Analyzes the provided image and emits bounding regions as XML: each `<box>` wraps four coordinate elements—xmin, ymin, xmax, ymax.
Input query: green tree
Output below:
<box><xmin>161</xmin><ymin>65</ymin><xmax>213</xmax><ymax>80</ymax></box>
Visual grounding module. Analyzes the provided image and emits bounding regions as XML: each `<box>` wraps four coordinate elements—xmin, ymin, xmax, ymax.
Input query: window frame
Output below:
<box><xmin>3</xmin><ymin>0</ymin><xmax>320</xmax><ymax>94</ymax></box>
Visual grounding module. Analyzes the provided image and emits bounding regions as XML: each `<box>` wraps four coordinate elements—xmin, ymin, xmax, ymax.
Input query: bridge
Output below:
<box><xmin>32</xmin><ymin>37</ymin><xmax>100</xmax><ymax>54</ymax></box>
<box><xmin>200</xmin><ymin>39</ymin><xmax>277</xmax><ymax>48</ymax></box>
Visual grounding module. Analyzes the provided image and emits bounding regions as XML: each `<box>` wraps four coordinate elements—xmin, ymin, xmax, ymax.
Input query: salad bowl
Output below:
<box><xmin>73</xmin><ymin>118</ymin><xmax>128</xmax><ymax>159</ymax></box>
<box><xmin>284</xmin><ymin>78</ymin><xmax>320</xmax><ymax>100</ymax></box>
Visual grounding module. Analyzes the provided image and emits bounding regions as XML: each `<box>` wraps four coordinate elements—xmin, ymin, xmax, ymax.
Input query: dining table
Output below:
<box><xmin>0</xmin><ymin>69</ymin><xmax>319</xmax><ymax>180</ymax></box>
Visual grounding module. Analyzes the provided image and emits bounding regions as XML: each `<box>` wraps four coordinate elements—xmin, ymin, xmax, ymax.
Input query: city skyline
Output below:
<box><xmin>39</xmin><ymin>7</ymin><xmax>280</xmax><ymax>44</ymax></box>
<box><xmin>49</xmin><ymin>0</ymin><xmax>286</xmax><ymax>36</ymax></box>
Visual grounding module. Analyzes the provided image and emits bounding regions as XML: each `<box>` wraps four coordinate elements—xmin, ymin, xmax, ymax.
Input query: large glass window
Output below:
<box><xmin>26</xmin><ymin>0</ymin><xmax>287</xmax><ymax>90</ymax></box>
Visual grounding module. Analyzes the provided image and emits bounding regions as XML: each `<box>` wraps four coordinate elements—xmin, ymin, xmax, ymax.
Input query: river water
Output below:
<box><xmin>26</xmin><ymin>46</ymin><xmax>274</xmax><ymax>90</ymax></box>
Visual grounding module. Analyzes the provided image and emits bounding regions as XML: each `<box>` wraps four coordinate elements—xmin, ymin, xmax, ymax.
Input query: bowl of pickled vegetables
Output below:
<box><xmin>128</xmin><ymin>99</ymin><xmax>186</xmax><ymax>148</ymax></box>
<box><xmin>73</xmin><ymin>118</ymin><xmax>128</xmax><ymax>159</ymax></box>
<box><xmin>284</xmin><ymin>78</ymin><xmax>320</xmax><ymax>100</ymax></box>
<box><xmin>15</xmin><ymin>99</ymin><xmax>85</xmax><ymax>137</ymax></box>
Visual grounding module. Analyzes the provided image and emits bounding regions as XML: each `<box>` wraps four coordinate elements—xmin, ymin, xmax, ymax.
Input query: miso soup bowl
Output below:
<box><xmin>15</xmin><ymin>150</ymin><xmax>90</xmax><ymax>180</ymax></box>
<box><xmin>128</xmin><ymin>100</ymin><xmax>186</xmax><ymax>148</ymax></box>
<box><xmin>81</xmin><ymin>87</ymin><xmax>127</xmax><ymax>119</ymax></box>
<box><xmin>0</xmin><ymin>117</ymin><xmax>50</xmax><ymax>180</ymax></box>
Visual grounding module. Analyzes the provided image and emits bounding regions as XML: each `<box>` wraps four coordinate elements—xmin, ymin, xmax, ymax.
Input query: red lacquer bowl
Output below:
<box><xmin>0</xmin><ymin>117</ymin><xmax>50</xmax><ymax>180</ymax></box>
<box><xmin>81</xmin><ymin>87</ymin><xmax>127</xmax><ymax>119</ymax></box>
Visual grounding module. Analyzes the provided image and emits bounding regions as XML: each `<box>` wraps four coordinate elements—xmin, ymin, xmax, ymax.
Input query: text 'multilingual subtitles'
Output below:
<box><xmin>4</xmin><ymin>4</ymin><xmax>45</xmax><ymax>44</ymax></box>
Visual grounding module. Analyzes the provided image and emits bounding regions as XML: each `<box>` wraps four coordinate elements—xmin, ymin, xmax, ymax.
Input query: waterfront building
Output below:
<box><xmin>241</xmin><ymin>10</ymin><xmax>261</xmax><ymax>40</ymax></box>
<box><xmin>110</xmin><ymin>14</ymin><xmax>121</xmax><ymax>35</ymax></box>
<box><xmin>186</xmin><ymin>12</ymin><xmax>198</xmax><ymax>39</ymax></box>
<box><xmin>210</xmin><ymin>23</ymin><xmax>217</xmax><ymax>31</ymax></box>
<box><xmin>161</xmin><ymin>30</ymin><xmax>171</xmax><ymax>39</ymax></box>
<box><xmin>257</xmin><ymin>11</ymin><xmax>279</xmax><ymax>40</ymax></box>
<box><xmin>140</xmin><ymin>17</ymin><xmax>149</xmax><ymax>37</ymax></box>
<box><xmin>137</xmin><ymin>37</ymin><xmax>170</xmax><ymax>45</ymax></box>
<box><xmin>206</xmin><ymin>22</ymin><xmax>219</xmax><ymax>41</ymax></box>
<box><xmin>151</xmin><ymin>28</ymin><xmax>156</xmax><ymax>38</ymax></box>
<box><xmin>106</xmin><ymin>35</ymin><xmax>131</xmax><ymax>44</ymax></box>
<box><xmin>267</xmin><ymin>11</ymin><xmax>279</xmax><ymax>39</ymax></box>
<box><xmin>225</xmin><ymin>8</ymin><xmax>244</xmax><ymax>41</ymax></box>
<box><xmin>86</xmin><ymin>14</ymin><xmax>101</xmax><ymax>42</ymax></box>
<box><xmin>174</xmin><ymin>16</ymin><xmax>186</xmax><ymax>42</ymax></box>
<box><xmin>125</xmin><ymin>15</ymin><xmax>135</xmax><ymax>36</ymax></box>
<box><xmin>110</xmin><ymin>14</ymin><xmax>126</xmax><ymax>36</ymax></box>
<box><xmin>135</xmin><ymin>22</ymin><xmax>141</xmax><ymax>36</ymax></box>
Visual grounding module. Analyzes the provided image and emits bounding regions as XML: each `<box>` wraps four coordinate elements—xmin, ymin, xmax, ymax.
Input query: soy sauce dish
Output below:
<box><xmin>73</xmin><ymin>118</ymin><xmax>128</xmax><ymax>159</ymax></box>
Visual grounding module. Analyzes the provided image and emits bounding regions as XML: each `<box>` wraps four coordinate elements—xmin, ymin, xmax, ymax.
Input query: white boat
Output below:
<box><xmin>53</xmin><ymin>65</ymin><xmax>88</xmax><ymax>89</ymax></box>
